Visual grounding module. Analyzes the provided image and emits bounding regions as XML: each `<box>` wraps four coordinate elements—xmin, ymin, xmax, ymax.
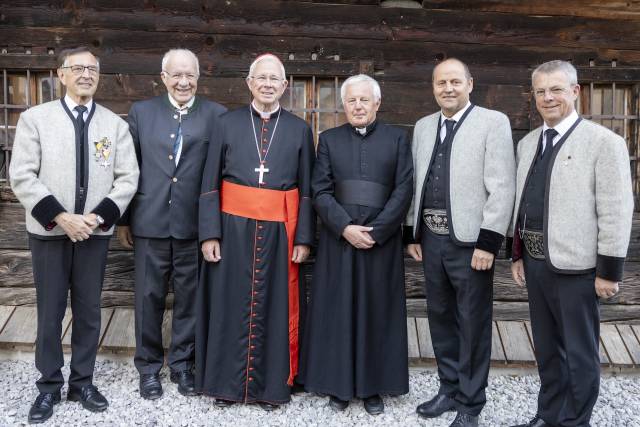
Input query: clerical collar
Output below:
<box><xmin>251</xmin><ymin>101</ymin><xmax>281</xmax><ymax>120</ymax></box>
<box><xmin>352</xmin><ymin>120</ymin><xmax>378</xmax><ymax>137</ymax></box>
<box><xmin>543</xmin><ymin>110</ymin><xmax>579</xmax><ymax>143</ymax></box>
<box><xmin>168</xmin><ymin>93</ymin><xmax>195</xmax><ymax>114</ymax></box>
<box><xmin>440</xmin><ymin>101</ymin><xmax>471</xmax><ymax>125</ymax></box>
<box><xmin>64</xmin><ymin>95</ymin><xmax>93</xmax><ymax>119</ymax></box>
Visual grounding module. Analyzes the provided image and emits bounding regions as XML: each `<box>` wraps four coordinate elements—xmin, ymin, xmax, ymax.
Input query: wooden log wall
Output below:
<box><xmin>1</xmin><ymin>1</ymin><xmax>640</xmax><ymax>321</ymax></box>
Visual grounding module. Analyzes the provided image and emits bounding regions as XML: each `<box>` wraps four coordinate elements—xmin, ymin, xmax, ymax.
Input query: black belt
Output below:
<box><xmin>521</xmin><ymin>229</ymin><xmax>545</xmax><ymax>260</ymax></box>
<box><xmin>334</xmin><ymin>179</ymin><xmax>391</xmax><ymax>209</ymax></box>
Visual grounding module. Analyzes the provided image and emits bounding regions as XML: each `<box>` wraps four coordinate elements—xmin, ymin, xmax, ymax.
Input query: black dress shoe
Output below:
<box><xmin>214</xmin><ymin>398</ymin><xmax>235</xmax><ymax>408</ymax></box>
<box><xmin>259</xmin><ymin>402</ymin><xmax>280</xmax><ymax>411</ymax></box>
<box><xmin>416</xmin><ymin>393</ymin><xmax>456</xmax><ymax>418</ymax></box>
<box><xmin>67</xmin><ymin>384</ymin><xmax>108</xmax><ymax>412</ymax></box>
<box><xmin>28</xmin><ymin>392</ymin><xmax>61</xmax><ymax>424</ymax></box>
<box><xmin>510</xmin><ymin>414</ymin><xmax>550</xmax><ymax>427</ymax></box>
<box><xmin>363</xmin><ymin>395</ymin><xmax>384</xmax><ymax>415</ymax></box>
<box><xmin>170</xmin><ymin>369</ymin><xmax>197</xmax><ymax>396</ymax></box>
<box><xmin>450</xmin><ymin>412</ymin><xmax>478</xmax><ymax>427</ymax></box>
<box><xmin>328</xmin><ymin>395</ymin><xmax>349</xmax><ymax>411</ymax></box>
<box><xmin>139</xmin><ymin>373</ymin><xmax>163</xmax><ymax>400</ymax></box>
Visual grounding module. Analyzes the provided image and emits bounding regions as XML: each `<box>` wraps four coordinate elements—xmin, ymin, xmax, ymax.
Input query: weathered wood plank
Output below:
<box><xmin>161</xmin><ymin>309</ymin><xmax>173</xmax><ymax>350</ymax></box>
<box><xmin>600</xmin><ymin>324</ymin><xmax>634</xmax><ymax>366</ymax></box>
<box><xmin>0</xmin><ymin>306</ymin><xmax>15</xmax><ymax>336</ymax></box>
<box><xmin>599</xmin><ymin>337</ymin><xmax>611</xmax><ymax>365</ymax></box>
<box><xmin>420</xmin><ymin>1</ymin><xmax>640</xmax><ymax>20</ymax></box>
<box><xmin>0</xmin><ymin>306</ymin><xmax>38</xmax><ymax>345</ymax></box>
<box><xmin>407</xmin><ymin>317</ymin><xmax>420</xmax><ymax>358</ymax></box>
<box><xmin>62</xmin><ymin>308</ymin><xmax>115</xmax><ymax>347</ymax></box>
<box><xmin>491</xmin><ymin>321</ymin><xmax>507</xmax><ymax>363</ymax></box>
<box><xmin>406</xmin><ymin>299</ymin><xmax>640</xmax><ymax>323</ymax></box>
<box><xmin>101</xmin><ymin>308</ymin><xmax>136</xmax><ymax>350</ymax></box>
<box><xmin>496</xmin><ymin>321</ymin><xmax>535</xmax><ymax>363</ymax></box>
<box><xmin>415</xmin><ymin>317</ymin><xmax>435</xmax><ymax>359</ymax></box>
<box><xmin>617</xmin><ymin>324</ymin><xmax>640</xmax><ymax>366</ymax></box>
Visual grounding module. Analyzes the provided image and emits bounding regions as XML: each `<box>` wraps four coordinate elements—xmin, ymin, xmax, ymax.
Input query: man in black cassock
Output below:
<box><xmin>299</xmin><ymin>74</ymin><xmax>412</xmax><ymax>415</ymax></box>
<box><xmin>195</xmin><ymin>54</ymin><xmax>315</xmax><ymax>410</ymax></box>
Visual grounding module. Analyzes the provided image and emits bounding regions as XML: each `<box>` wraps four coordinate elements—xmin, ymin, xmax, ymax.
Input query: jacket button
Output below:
<box><xmin>170</xmin><ymin>133</ymin><xmax>175</xmax><ymax>138</ymax></box>
<box><xmin>168</xmin><ymin>200</ymin><xmax>172</xmax><ymax>205</ymax></box>
<box><xmin>172</xmin><ymin>177</ymin><xmax>178</xmax><ymax>183</ymax></box>
<box><xmin>169</xmin><ymin>154</ymin><xmax>174</xmax><ymax>160</ymax></box>
<box><xmin>173</xmin><ymin>114</ymin><xmax>178</xmax><ymax>119</ymax></box>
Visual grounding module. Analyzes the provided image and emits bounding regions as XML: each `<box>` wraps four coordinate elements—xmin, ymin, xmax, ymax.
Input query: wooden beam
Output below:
<box><xmin>496</xmin><ymin>321</ymin><xmax>536</xmax><ymax>363</ymax></box>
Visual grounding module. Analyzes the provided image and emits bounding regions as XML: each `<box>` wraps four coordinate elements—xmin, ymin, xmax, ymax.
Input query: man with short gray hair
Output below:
<box><xmin>299</xmin><ymin>74</ymin><xmax>412</xmax><ymax>415</ymax></box>
<box><xmin>117</xmin><ymin>48</ymin><xmax>226</xmax><ymax>400</ymax></box>
<box><xmin>11</xmin><ymin>46</ymin><xmax>138</xmax><ymax>423</ymax></box>
<box><xmin>509</xmin><ymin>60</ymin><xmax>633</xmax><ymax>427</ymax></box>
<box><xmin>406</xmin><ymin>58</ymin><xmax>516</xmax><ymax>427</ymax></box>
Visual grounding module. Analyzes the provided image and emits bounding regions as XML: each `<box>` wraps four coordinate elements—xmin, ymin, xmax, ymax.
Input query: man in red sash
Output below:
<box><xmin>195</xmin><ymin>54</ymin><xmax>315</xmax><ymax>410</ymax></box>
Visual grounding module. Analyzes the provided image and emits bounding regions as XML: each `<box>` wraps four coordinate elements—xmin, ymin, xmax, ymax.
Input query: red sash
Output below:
<box><xmin>220</xmin><ymin>180</ymin><xmax>300</xmax><ymax>386</ymax></box>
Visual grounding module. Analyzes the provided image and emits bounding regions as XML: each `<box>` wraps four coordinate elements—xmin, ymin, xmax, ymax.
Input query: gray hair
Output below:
<box><xmin>532</xmin><ymin>60</ymin><xmax>578</xmax><ymax>86</ymax></box>
<box><xmin>340</xmin><ymin>74</ymin><xmax>381</xmax><ymax>104</ymax></box>
<box><xmin>247</xmin><ymin>54</ymin><xmax>286</xmax><ymax>80</ymax></box>
<box><xmin>432</xmin><ymin>58</ymin><xmax>472</xmax><ymax>82</ymax></box>
<box><xmin>161</xmin><ymin>49</ymin><xmax>200</xmax><ymax>76</ymax></box>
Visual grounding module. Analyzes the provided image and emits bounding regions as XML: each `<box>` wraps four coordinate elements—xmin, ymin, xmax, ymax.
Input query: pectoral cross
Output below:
<box><xmin>255</xmin><ymin>163</ymin><xmax>269</xmax><ymax>185</ymax></box>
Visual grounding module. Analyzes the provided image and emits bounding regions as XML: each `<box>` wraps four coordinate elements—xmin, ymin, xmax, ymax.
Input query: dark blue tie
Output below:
<box><xmin>74</xmin><ymin>105</ymin><xmax>88</xmax><ymax>133</ymax></box>
<box><xmin>542</xmin><ymin>128</ymin><xmax>558</xmax><ymax>159</ymax></box>
<box><xmin>441</xmin><ymin>119</ymin><xmax>456</xmax><ymax>144</ymax></box>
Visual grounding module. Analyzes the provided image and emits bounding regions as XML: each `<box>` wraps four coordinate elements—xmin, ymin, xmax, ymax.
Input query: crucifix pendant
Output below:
<box><xmin>255</xmin><ymin>162</ymin><xmax>269</xmax><ymax>185</ymax></box>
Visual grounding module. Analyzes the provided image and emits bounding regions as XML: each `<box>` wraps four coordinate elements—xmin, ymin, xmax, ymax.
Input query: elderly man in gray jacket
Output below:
<box><xmin>510</xmin><ymin>61</ymin><xmax>633</xmax><ymax>427</ymax></box>
<box><xmin>10</xmin><ymin>46</ymin><xmax>138</xmax><ymax>424</ymax></box>
<box><xmin>406</xmin><ymin>58</ymin><xmax>516</xmax><ymax>427</ymax></box>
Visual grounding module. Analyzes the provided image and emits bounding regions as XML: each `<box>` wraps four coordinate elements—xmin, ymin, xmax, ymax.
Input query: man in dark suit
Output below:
<box><xmin>117</xmin><ymin>48</ymin><xmax>226</xmax><ymax>399</ymax></box>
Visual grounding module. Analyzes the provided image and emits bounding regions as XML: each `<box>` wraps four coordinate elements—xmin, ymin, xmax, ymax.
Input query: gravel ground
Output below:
<box><xmin>0</xmin><ymin>358</ymin><xmax>638</xmax><ymax>427</ymax></box>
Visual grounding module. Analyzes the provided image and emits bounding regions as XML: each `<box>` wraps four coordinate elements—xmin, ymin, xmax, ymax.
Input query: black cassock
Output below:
<box><xmin>299</xmin><ymin>121</ymin><xmax>412</xmax><ymax>401</ymax></box>
<box><xmin>195</xmin><ymin>105</ymin><xmax>315</xmax><ymax>404</ymax></box>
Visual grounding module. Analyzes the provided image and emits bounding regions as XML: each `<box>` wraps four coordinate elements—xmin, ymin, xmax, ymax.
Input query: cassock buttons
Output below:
<box><xmin>172</xmin><ymin>177</ymin><xmax>178</xmax><ymax>183</ymax></box>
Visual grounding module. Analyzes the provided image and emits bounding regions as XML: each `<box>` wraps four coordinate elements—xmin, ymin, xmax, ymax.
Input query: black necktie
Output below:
<box><xmin>441</xmin><ymin>119</ymin><xmax>456</xmax><ymax>144</ymax></box>
<box><xmin>75</xmin><ymin>105</ymin><xmax>88</xmax><ymax>134</ymax></box>
<box><xmin>542</xmin><ymin>128</ymin><xmax>558</xmax><ymax>158</ymax></box>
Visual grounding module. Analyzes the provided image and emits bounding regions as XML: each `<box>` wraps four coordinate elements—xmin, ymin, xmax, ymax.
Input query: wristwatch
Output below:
<box><xmin>95</xmin><ymin>214</ymin><xmax>105</xmax><ymax>226</ymax></box>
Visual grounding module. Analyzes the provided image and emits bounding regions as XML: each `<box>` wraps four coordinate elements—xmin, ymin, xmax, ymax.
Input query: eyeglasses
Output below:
<box><xmin>532</xmin><ymin>86</ymin><xmax>572</xmax><ymax>98</ymax></box>
<box><xmin>250</xmin><ymin>75</ymin><xmax>285</xmax><ymax>85</ymax></box>
<box><xmin>163</xmin><ymin>71</ymin><xmax>198</xmax><ymax>82</ymax></box>
<box><xmin>60</xmin><ymin>65</ymin><xmax>99</xmax><ymax>75</ymax></box>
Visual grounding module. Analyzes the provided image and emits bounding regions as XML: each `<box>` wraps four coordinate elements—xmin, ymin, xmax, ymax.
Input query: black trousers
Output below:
<box><xmin>133</xmin><ymin>237</ymin><xmax>199</xmax><ymax>374</ymax></box>
<box><xmin>523</xmin><ymin>253</ymin><xmax>600</xmax><ymax>427</ymax></box>
<box><xmin>30</xmin><ymin>236</ymin><xmax>109</xmax><ymax>394</ymax></box>
<box><xmin>420</xmin><ymin>231</ymin><xmax>494</xmax><ymax>416</ymax></box>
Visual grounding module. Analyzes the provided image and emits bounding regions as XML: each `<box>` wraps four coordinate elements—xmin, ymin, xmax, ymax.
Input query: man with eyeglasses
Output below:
<box><xmin>116</xmin><ymin>48</ymin><xmax>226</xmax><ymax>400</ymax></box>
<box><xmin>10</xmin><ymin>46</ymin><xmax>139</xmax><ymax>423</ymax></box>
<box><xmin>196</xmin><ymin>53</ymin><xmax>315</xmax><ymax>410</ymax></box>
<box><xmin>405</xmin><ymin>58</ymin><xmax>516</xmax><ymax>427</ymax></box>
<box><xmin>509</xmin><ymin>60</ymin><xmax>633</xmax><ymax>427</ymax></box>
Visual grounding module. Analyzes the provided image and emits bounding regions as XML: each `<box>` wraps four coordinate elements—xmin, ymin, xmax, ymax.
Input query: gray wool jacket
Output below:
<box><xmin>405</xmin><ymin>104</ymin><xmax>516</xmax><ymax>254</ymax></box>
<box><xmin>10</xmin><ymin>99</ymin><xmax>139</xmax><ymax>237</ymax></box>
<box><xmin>512</xmin><ymin>118</ymin><xmax>634</xmax><ymax>281</ymax></box>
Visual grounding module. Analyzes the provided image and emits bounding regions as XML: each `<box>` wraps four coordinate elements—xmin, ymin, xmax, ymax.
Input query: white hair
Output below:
<box><xmin>340</xmin><ymin>74</ymin><xmax>381</xmax><ymax>104</ymax></box>
<box><xmin>247</xmin><ymin>54</ymin><xmax>286</xmax><ymax>80</ymax></box>
<box><xmin>532</xmin><ymin>60</ymin><xmax>578</xmax><ymax>86</ymax></box>
<box><xmin>161</xmin><ymin>49</ymin><xmax>200</xmax><ymax>76</ymax></box>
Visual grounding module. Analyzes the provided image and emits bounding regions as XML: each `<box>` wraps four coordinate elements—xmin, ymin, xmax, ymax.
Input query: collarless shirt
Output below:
<box><xmin>439</xmin><ymin>101</ymin><xmax>471</xmax><ymax>141</ymax></box>
<box><xmin>64</xmin><ymin>95</ymin><xmax>93</xmax><ymax>122</ymax></box>
<box><xmin>542</xmin><ymin>110</ymin><xmax>579</xmax><ymax>151</ymax></box>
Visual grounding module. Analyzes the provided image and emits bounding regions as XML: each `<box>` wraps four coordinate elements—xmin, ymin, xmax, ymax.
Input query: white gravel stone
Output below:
<box><xmin>0</xmin><ymin>358</ymin><xmax>637</xmax><ymax>426</ymax></box>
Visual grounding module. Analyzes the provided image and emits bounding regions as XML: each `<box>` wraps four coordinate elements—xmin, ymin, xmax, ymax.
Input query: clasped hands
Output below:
<box><xmin>55</xmin><ymin>212</ymin><xmax>100</xmax><ymax>243</ymax></box>
<box><xmin>511</xmin><ymin>259</ymin><xmax>619</xmax><ymax>299</ymax></box>
<box><xmin>343</xmin><ymin>225</ymin><xmax>375</xmax><ymax>250</ymax></box>
<box><xmin>201</xmin><ymin>239</ymin><xmax>311</xmax><ymax>264</ymax></box>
